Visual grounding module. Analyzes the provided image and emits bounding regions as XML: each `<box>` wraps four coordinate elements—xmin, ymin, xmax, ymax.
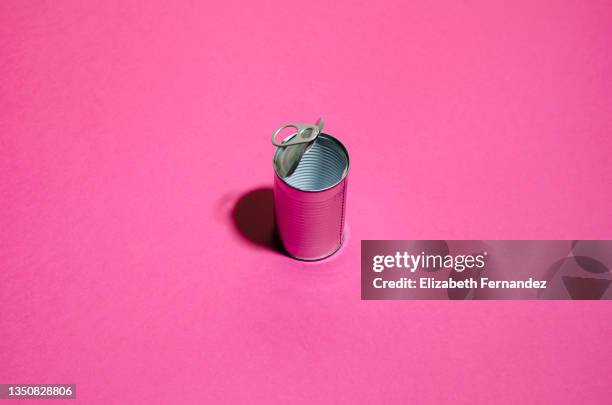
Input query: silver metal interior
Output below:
<box><xmin>274</xmin><ymin>133</ymin><xmax>349</xmax><ymax>191</ymax></box>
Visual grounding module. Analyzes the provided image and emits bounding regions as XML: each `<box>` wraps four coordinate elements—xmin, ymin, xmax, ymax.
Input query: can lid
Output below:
<box><xmin>272</xmin><ymin>118</ymin><xmax>324</xmax><ymax>178</ymax></box>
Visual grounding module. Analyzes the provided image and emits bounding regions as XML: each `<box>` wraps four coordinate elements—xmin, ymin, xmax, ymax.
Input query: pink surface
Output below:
<box><xmin>1</xmin><ymin>1</ymin><xmax>611</xmax><ymax>403</ymax></box>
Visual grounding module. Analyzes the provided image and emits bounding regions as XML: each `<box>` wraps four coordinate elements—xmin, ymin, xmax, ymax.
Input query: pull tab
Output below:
<box><xmin>272</xmin><ymin>118</ymin><xmax>324</xmax><ymax>178</ymax></box>
<box><xmin>271</xmin><ymin>118</ymin><xmax>324</xmax><ymax>147</ymax></box>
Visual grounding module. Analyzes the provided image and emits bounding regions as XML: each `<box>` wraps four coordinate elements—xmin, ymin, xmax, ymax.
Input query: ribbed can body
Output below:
<box><xmin>273</xmin><ymin>133</ymin><xmax>349</xmax><ymax>260</ymax></box>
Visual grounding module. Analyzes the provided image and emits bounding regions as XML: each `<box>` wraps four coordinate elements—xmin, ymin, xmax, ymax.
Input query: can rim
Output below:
<box><xmin>272</xmin><ymin>132</ymin><xmax>350</xmax><ymax>193</ymax></box>
<box><xmin>282</xmin><ymin>233</ymin><xmax>345</xmax><ymax>261</ymax></box>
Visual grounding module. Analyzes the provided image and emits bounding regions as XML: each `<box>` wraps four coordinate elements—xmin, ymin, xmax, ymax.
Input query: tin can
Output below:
<box><xmin>272</xmin><ymin>120</ymin><xmax>349</xmax><ymax>260</ymax></box>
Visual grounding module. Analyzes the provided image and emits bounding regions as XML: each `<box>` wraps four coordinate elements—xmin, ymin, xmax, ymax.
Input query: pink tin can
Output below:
<box><xmin>271</xmin><ymin>119</ymin><xmax>350</xmax><ymax>260</ymax></box>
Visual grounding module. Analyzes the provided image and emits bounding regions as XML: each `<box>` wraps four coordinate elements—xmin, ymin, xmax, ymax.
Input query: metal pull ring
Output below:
<box><xmin>271</xmin><ymin>118</ymin><xmax>324</xmax><ymax>147</ymax></box>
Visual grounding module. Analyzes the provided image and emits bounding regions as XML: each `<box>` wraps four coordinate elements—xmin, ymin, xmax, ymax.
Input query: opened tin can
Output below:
<box><xmin>272</xmin><ymin>119</ymin><xmax>350</xmax><ymax>260</ymax></box>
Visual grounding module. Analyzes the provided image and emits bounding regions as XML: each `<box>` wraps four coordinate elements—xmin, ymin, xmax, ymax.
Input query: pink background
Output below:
<box><xmin>1</xmin><ymin>1</ymin><xmax>611</xmax><ymax>403</ymax></box>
